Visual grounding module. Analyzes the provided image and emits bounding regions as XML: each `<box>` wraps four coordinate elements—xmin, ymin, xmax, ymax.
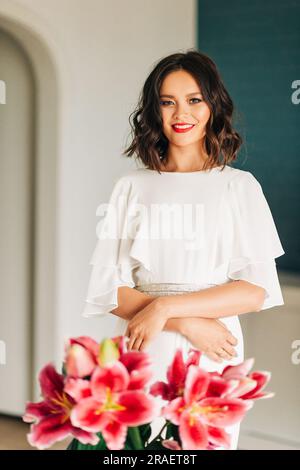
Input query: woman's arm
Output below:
<box><xmin>155</xmin><ymin>280</ymin><xmax>266</xmax><ymax>321</ymax></box>
<box><xmin>113</xmin><ymin>286</ymin><xmax>239</xmax><ymax>359</ymax></box>
<box><xmin>111</xmin><ymin>286</ymin><xmax>184</xmax><ymax>334</ymax></box>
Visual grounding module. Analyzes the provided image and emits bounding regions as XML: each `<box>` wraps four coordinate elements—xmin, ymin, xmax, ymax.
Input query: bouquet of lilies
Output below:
<box><xmin>23</xmin><ymin>335</ymin><xmax>274</xmax><ymax>450</ymax></box>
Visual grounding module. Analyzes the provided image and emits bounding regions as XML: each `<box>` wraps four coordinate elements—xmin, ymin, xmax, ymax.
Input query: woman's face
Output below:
<box><xmin>159</xmin><ymin>70</ymin><xmax>211</xmax><ymax>147</ymax></box>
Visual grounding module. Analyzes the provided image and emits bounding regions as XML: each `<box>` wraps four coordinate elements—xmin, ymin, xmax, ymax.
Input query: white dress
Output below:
<box><xmin>82</xmin><ymin>164</ymin><xmax>285</xmax><ymax>450</ymax></box>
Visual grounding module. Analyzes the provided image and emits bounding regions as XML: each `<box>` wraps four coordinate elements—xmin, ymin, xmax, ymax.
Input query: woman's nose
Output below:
<box><xmin>175</xmin><ymin>111</ymin><xmax>192</xmax><ymax>121</ymax></box>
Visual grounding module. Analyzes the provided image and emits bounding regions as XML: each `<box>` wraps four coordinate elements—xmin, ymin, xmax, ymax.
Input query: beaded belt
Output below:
<box><xmin>135</xmin><ymin>282</ymin><xmax>209</xmax><ymax>296</ymax></box>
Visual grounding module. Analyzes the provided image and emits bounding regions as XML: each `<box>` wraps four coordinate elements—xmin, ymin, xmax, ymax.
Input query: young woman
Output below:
<box><xmin>82</xmin><ymin>50</ymin><xmax>285</xmax><ymax>449</ymax></box>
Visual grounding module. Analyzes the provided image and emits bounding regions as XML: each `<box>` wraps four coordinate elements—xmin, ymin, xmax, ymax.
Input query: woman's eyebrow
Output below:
<box><xmin>159</xmin><ymin>92</ymin><xmax>202</xmax><ymax>98</ymax></box>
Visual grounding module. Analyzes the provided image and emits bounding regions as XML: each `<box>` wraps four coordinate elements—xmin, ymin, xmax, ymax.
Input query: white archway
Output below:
<box><xmin>0</xmin><ymin>0</ymin><xmax>65</xmax><ymax>403</ymax></box>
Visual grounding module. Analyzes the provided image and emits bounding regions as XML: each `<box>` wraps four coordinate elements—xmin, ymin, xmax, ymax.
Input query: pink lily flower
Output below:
<box><xmin>213</xmin><ymin>359</ymin><xmax>274</xmax><ymax>400</ymax></box>
<box><xmin>65</xmin><ymin>336</ymin><xmax>99</xmax><ymax>378</ymax></box>
<box><xmin>162</xmin><ymin>439</ymin><xmax>182</xmax><ymax>450</ymax></box>
<box><xmin>65</xmin><ymin>335</ymin><xmax>128</xmax><ymax>377</ymax></box>
<box><xmin>64</xmin><ymin>377</ymin><xmax>92</xmax><ymax>402</ymax></box>
<box><xmin>65</xmin><ymin>336</ymin><xmax>153</xmax><ymax>390</ymax></box>
<box><xmin>112</xmin><ymin>335</ymin><xmax>128</xmax><ymax>355</ymax></box>
<box><xmin>23</xmin><ymin>364</ymin><xmax>99</xmax><ymax>449</ymax></box>
<box><xmin>150</xmin><ymin>349</ymin><xmax>202</xmax><ymax>401</ymax></box>
<box><xmin>163</xmin><ymin>427</ymin><xmax>232</xmax><ymax>451</ymax></box>
<box><xmin>119</xmin><ymin>350</ymin><xmax>153</xmax><ymax>390</ymax></box>
<box><xmin>162</xmin><ymin>425</ymin><xmax>232</xmax><ymax>451</ymax></box>
<box><xmin>221</xmin><ymin>358</ymin><xmax>255</xmax><ymax>380</ymax></box>
<box><xmin>70</xmin><ymin>360</ymin><xmax>160</xmax><ymax>450</ymax></box>
<box><xmin>162</xmin><ymin>365</ymin><xmax>252</xmax><ymax>450</ymax></box>
<box><xmin>110</xmin><ymin>336</ymin><xmax>154</xmax><ymax>389</ymax></box>
<box><xmin>237</xmin><ymin>371</ymin><xmax>274</xmax><ymax>400</ymax></box>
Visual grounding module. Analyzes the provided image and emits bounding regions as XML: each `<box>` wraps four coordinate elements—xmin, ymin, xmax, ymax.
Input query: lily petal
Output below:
<box><xmin>102</xmin><ymin>420</ymin><xmax>127</xmax><ymax>450</ymax></box>
<box><xmin>69</xmin><ymin>336</ymin><xmax>99</xmax><ymax>360</ymax></box>
<box><xmin>226</xmin><ymin>378</ymin><xmax>258</xmax><ymax>399</ymax></box>
<box><xmin>207</xmin><ymin>425</ymin><xmax>231</xmax><ymax>449</ymax></box>
<box><xmin>161</xmin><ymin>397</ymin><xmax>186</xmax><ymax>425</ymax></box>
<box><xmin>116</xmin><ymin>390</ymin><xmax>159</xmax><ymax>426</ymax></box>
<box><xmin>186</xmin><ymin>349</ymin><xmax>202</xmax><ymax>368</ymax></box>
<box><xmin>70</xmin><ymin>397</ymin><xmax>109</xmax><ymax>433</ymax></box>
<box><xmin>120</xmin><ymin>350</ymin><xmax>153</xmax><ymax>389</ymax></box>
<box><xmin>71</xmin><ymin>427</ymin><xmax>100</xmax><ymax>446</ymax></box>
<box><xmin>179</xmin><ymin>410</ymin><xmax>209</xmax><ymax>450</ymax></box>
<box><xmin>23</xmin><ymin>401</ymin><xmax>53</xmax><ymax>422</ymax></box>
<box><xmin>166</xmin><ymin>349</ymin><xmax>187</xmax><ymax>395</ymax></box>
<box><xmin>65</xmin><ymin>344</ymin><xmax>96</xmax><ymax>378</ymax></box>
<box><xmin>91</xmin><ymin>362</ymin><xmax>130</xmax><ymax>399</ymax></box>
<box><xmin>27</xmin><ymin>414</ymin><xmax>73</xmax><ymax>450</ymax></box>
<box><xmin>39</xmin><ymin>364</ymin><xmax>64</xmax><ymax>400</ymax></box>
<box><xmin>162</xmin><ymin>439</ymin><xmax>182</xmax><ymax>450</ymax></box>
<box><xmin>207</xmin><ymin>376</ymin><xmax>239</xmax><ymax>398</ymax></box>
<box><xmin>184</xmin><ymin>366</ymin><xmax>210</xmax><ymax>404</ymax></box>
<box><xmin>221</xmin><ymin>358</ymin><xmax>255</xmax><ymax>381</ymax></box>
<box><xmin>149</xmin><ymin>381</ymin><xmax>170</xmax><ymax>400</ymax></box>
<box><xmin>64</xmin><ymin>378</ymin><xmax>92</xmax><ymax>402</ymax></box>
<box><xmin>239</xmin><ymin>371</ymin><xmax>272</xmax><ymax>400</ymax></box>
<box><xmin>198</xmin><ymin>397</ymin><xmax>253</xmax><ymax>427</ymax></box>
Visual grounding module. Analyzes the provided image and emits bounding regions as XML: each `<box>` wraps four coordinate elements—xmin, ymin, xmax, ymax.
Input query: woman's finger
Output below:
<box><xmin>216</xmin><ymin>319</ymin><xmax>228</xmax><ymax>330</ymax></box>
<box><xmin>210</xmin><ymin>352</ymin><xmax>223</xmax><ymax>363</ymax></box>
<box><xmin>133</xmin><ymin>337</ymin><xmax>144</xmax><ymax>351</ymax></box>
<box><xmin>224</xmin><ymin>343</ymin><xmax>237</xmax><ymax>357</ymax></box>
<box><xmin>140</xmin><ymin>338</ymin><xmax>152</xmax><ymax>352</ymax></box>
<box><xmin>128</xmin><ymin>336</ymin><xmax>137</xmax><ymax>351</ymax></box>
<box><xmin>217</xmin><ymin>348</ymin><xmax>233</xmax><ymax>360</ymax></box>
<box><xmin>124</xmin><ymin>324</ymin><xmax>131</xmax><ymax>338</ymax></box>
<box><xmin>216</xmin><ymin>348</ymin><xmax>227</xmax><ymax>358</ymax></box>
<box><xmin>227</xmin><ymin>334</ymin><xmax>238</xmax><ymax>346</ymax></box>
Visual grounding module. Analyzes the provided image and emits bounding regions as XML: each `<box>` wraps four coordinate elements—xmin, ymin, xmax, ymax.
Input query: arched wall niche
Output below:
<box><xmin>0</xmin><ymin>0</ymin><xmax>66</xmax><ymax>402</ymax></box>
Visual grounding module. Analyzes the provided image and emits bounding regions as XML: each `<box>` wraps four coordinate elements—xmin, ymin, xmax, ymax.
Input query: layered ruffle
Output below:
<box><xmin>82</xmin><ymin>176</ymin><xmax>151</xmax><ymax>317</ymax></box>
<box><xmin>210</xmin><ymin>171</ymin><xmax>285</xmax><ymax>310</ymax></box>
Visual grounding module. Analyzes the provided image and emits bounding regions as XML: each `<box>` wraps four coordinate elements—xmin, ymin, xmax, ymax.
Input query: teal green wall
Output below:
<box><xmin>197</xmin><ymin>0</ymin><xmax>300</xmax><ymax>272</ymax></box>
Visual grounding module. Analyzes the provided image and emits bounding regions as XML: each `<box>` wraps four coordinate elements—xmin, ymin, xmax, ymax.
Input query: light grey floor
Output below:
<box><xmin>0</xmin><ymin>414</ymin><xmax>72</xmax><ymax>450</ymax></box>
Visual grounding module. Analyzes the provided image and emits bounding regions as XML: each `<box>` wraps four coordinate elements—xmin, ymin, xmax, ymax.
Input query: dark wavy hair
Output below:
<box><xmin>123</xmin><ymin>49</ymin><xmax>242</xmax><ymax>173</ymax></box>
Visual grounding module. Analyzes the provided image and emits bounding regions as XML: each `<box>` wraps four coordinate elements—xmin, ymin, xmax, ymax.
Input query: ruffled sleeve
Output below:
<box><xmin>82</xmin><ymin>175</ymin><xmax>149</xmax><ymax>317</ymax></box>
<box><xmin>226</xmin><ymin>171</ymin><xmax>285</xmax><ymax>310</ymax></box>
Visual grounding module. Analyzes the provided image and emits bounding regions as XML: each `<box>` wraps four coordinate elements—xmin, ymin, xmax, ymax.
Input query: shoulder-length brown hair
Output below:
<box><xmin>123</xmin><ymin>49</ymin><xmax>242</xmax><ymax>173</ymax></box>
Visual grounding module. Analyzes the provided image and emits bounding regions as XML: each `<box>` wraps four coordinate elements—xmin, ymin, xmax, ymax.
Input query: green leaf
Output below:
<box><xmin>126</xmin><ymin>427</ymin><xmax>144</xmax><ymax>449</ymax></box>
<box><xmin>138</xmin><ymin>423</ymin><xmax>152</xmax><ymax>441</ymax></box>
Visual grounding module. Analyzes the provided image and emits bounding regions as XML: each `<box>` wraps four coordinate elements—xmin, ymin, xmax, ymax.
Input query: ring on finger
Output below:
<box><xmin>217</xmin><ymin>348</ymin><xmax>229</xmax><ymax>358</ymax></box>
<box><xmin>128</xmin><ymin>337</ymin><xmax>137</xmax><ymax>351</ymax></box>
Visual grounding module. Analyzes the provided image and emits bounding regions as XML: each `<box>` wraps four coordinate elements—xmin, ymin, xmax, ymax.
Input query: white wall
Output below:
<box><xmin>1</xmin><ymin>0</ymin><xmax>197</xmax><ymax>368</ymax></box>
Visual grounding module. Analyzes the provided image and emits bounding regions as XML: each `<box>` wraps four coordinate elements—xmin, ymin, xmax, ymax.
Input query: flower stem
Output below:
<box><xmin>147</xmin><ymin>422</ymin><xmax>168</xmax><ymax>446</ymax></box>
<box><xmin>127</xmin><ymin>427</ymin><xmax>144</xmax><ymax>450</ymax></box>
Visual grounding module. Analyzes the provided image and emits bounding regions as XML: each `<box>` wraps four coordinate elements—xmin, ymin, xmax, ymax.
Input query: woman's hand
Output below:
<box><xmin>124</xmin><ymin>298</ymin><xmax>168</xmax><ymax>352</ymax></box>
<box><xmin>180</xmin><ymin>317</ymin><xmax>239</xmax><ymax>363</ymax></box>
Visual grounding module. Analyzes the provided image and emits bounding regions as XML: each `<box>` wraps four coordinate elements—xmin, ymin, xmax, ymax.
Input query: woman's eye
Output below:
<box><xmin>159</xmin><ymin>100</ymin><xmax>173</xmax><ymax>106</ymax></box>
<box><xmin>159</xmin><ymin>98</ymin><xmax>202</xmax><ymax>106</ymax></box>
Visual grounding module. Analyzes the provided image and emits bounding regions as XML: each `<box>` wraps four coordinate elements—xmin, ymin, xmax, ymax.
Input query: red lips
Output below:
<box><xmin>172</xmin><ymin>123</ymin><xmax>195</xmax><ymax>133</ymax></box>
